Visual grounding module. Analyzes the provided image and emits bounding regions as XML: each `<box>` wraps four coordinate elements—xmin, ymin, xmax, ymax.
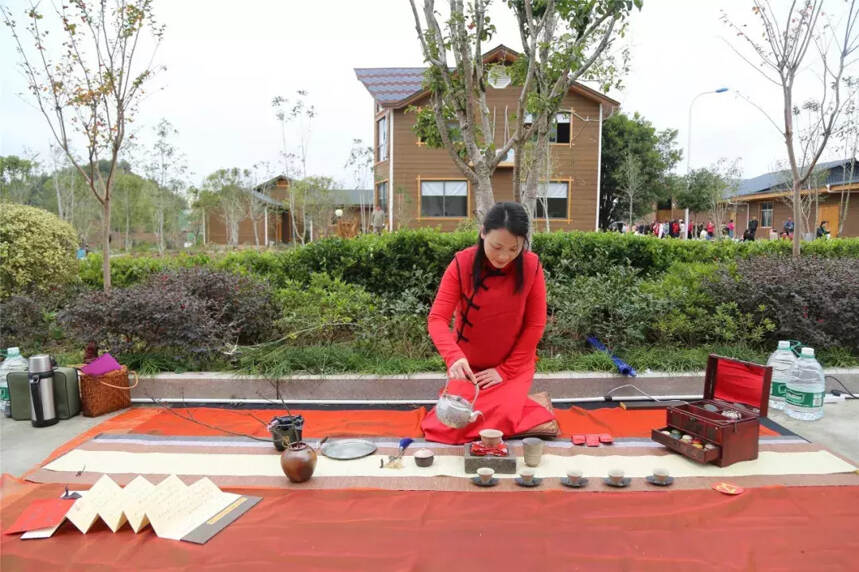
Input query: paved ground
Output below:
<box><xmin>2</xmin><ymin>399</ymin><xmax>856</xmax><ymax>478</ymax></box>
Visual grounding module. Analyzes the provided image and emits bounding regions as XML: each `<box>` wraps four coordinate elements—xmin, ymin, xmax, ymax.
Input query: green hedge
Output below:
<box><xmin>80</xmin><ymin>231</ymin><xmax>859</xmax><ymax>295</ymax></box>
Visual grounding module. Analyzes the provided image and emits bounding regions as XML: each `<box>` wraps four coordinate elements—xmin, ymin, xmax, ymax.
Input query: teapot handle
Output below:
<box><xmin>440</xmin><ymin>378</ymin><xmax>480</xmax><ymax>404</ymax></box>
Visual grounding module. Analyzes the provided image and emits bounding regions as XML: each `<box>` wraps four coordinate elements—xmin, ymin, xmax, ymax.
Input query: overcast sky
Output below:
<box><xmin>1</xmin><ymin>0</ymin><xmax>854</xmax><ymax>189</ymax></box>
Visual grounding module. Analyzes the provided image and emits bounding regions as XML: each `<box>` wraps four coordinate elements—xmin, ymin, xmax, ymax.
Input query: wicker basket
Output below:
<box><xmin>79</xmin><ymin>365</ymin><xmax>139</xmax><ymax>417</ymax></box>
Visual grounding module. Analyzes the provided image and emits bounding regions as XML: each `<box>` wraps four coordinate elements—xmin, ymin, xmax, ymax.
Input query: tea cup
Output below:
<box><xmin>479</xmin><ymin>428</ymin><xmax>503</xmax><ymax>448</ymax></box>
<box><xmin>519</xmin><ymin>468</ymin><xmax>536</xmax><ymax>484</ymax></box>
<box><xmin>652</xmin><ymin>468</ymin><xmax>670</xmax><ymax>484</ymax></box>
<box><xmin>477</xmin><ymin>467</ymin><xmax>495</xmax><ymax>484</ymax></box>
<box><xmin>608</xmin><ymin>469</ymin><xmax>625</xmax><ymax>485</ymax></box>
<box><xmin>414</xmin><ymin>448</ymin><xmax>434</xmax><ymax>467</ymax></box>
<box><xmin>522</xmin><ymin>437</ymin><xmax>544</xmax><ymax>467</ymax></box>
<box><xmin>566</xmin><ymin>469</ymin><xmax>583</xmax><ymax>483</ymax></box>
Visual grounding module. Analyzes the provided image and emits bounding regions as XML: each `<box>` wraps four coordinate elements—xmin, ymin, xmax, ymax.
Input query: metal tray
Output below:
<box><xmin>320</xmin><ymin>439</ymin><xmax>377</xmax><ymax>460</ymax></box>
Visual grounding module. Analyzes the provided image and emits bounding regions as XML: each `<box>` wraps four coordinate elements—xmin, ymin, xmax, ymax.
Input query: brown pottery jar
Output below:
<box><xmin>280</xmin><ymin>441</ymin><xmax>317</xmax><ymax>483</ymax></box>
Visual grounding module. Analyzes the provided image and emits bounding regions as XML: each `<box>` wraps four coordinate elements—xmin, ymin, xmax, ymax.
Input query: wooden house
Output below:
<box><xmin>731</xmin><ymin>159</ymin><xmax>859</xmax><ymax>239</ymax></box>
<box><xmin>203</xmin><ymin>175</ymin><xmax>291</xmax><ymax>246</ymax></box>
<box><xmin>354</xmin><ymin>44</ymin><xmax>619</xmax><ymax>231</ymax></box>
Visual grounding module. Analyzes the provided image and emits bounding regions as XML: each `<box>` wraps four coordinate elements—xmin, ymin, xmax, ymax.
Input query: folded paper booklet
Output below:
<box><xmin>60</xmin><ymin>474</ymin><xmax>259</xmax><ymax>544</ymax></box>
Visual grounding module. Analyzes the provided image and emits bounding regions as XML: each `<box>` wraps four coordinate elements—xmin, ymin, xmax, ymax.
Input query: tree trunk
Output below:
<box><xmin>792</xmin><ymin>181</ymin><xmax>801</xmax><ymax>256</ymax></box>
<box><xmin>54</xmin><ymin>176</ymin><xmax>64</xmax><ymax>220</ymax></box>
<box><xmin>125</xmin><ymin>203</ymin><xmax>131</xmax><ymax>252</ymax></box>
<box><xmin>102</xmin><ymin>196</ymin><xmax>112</xmax><ymax>292</ymax></box>
<box><xmin>158</xmin><ymin>208</ymin><xmax>165</xmax><ymax>253</ymax></box>
<box><xmin>473</xmin><ymin>165</ymin><xmax>495</xmax><ymax>222</ymax></box>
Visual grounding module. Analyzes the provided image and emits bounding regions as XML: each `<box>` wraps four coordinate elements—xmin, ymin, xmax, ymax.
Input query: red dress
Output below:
<box><xmin>421</xmin><ymin>246</ymin><xmax>556</xmax><ymax>444</ymax></box>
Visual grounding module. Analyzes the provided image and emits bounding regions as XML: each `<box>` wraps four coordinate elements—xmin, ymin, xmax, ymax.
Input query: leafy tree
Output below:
<box><xmin>272</xmin><ymin>91</ymin><xmax>315</xmax><ymax>244</ymax></box>
<box><xmin>0</xmin><ymin>155</ymin><xmax>41</xmax><ymax>204</ymax></box>
<box><xmin>408</xmin><ymin>0</ymin><xmax>640</xmax><ymax>221</ymax></box>
<box><xmin>619</xmin><ymin>151</ymin><xmax>642</xmax><ymax>228</ymax></box>
<box><xmin>2</xmin><ymin>0</ymin><xmax>164</xmax><ymax>291</ymax></box>
<box><xmin>146</xmin><ymin>119</ymin><xmax>188</xmax><ymax>253</ymax></box>
<box><xmin>675</xmin><ymin>158</ymin><xmax>741</xmax><ymax>239</ymax></box>
<box><xmin>201</xmin><ymin>168</ymin><xmax>252</xmax><ymax>246</ymax></box>
<box><xmin>599</xmin><ymin>112</ymin><xmax>682</xmax><ymax>228</ymax></box>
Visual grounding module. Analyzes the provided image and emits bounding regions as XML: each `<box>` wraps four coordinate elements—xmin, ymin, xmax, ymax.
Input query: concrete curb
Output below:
<box><xmin>131</xmin><ymin>369</ymin><xmax>859</xmax><ymax>403</ymax></box>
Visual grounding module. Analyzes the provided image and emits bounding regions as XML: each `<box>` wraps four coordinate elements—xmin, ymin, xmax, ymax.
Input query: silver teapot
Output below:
<box><xmin>435</xmin><ymin>382</ymin><xmax>482</xmax><ymax>428</ymax></box>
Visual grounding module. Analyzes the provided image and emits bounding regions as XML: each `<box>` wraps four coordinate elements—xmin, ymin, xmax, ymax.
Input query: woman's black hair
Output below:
<box><xmin>473</xmin><ymin>201</ymin><xmax>530</xmax><ymax>293</ymax></box>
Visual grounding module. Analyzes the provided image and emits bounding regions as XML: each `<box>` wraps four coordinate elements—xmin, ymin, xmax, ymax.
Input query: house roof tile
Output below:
<box><xmin>736</xmin><ymin>158</ymin><xmax>858</xmax><ymax>197</ymax></box>
<box><xmin>354</xmin><ymin>68</ymin><xmax>427</xmax><ymax>105</ymax></box>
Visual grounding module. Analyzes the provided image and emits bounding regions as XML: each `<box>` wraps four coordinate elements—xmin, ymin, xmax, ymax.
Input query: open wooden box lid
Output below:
<box><xmin>703</xmin><ymin>354</ymin><xmax>773</xmax><ymax>418</ymax></box>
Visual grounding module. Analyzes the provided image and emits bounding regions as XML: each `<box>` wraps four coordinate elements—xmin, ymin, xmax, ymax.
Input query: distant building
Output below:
<box><xmin>731</xmin><ymin>158</ymin><xmax>859</xmax><ymax>238</ymax></box>
<box><xmin>203</xmin><ymin>175</ymin><xmax>291</xmax><ymax>246</ymax></box>
<box><xmin>203</xmin><ymin>176</ymin><xmax>374</xmax><ymax>245</ymax></box>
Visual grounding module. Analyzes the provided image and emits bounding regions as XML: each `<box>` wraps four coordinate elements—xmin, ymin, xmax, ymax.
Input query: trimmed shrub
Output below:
<box><xmin>275</xmin><ymin>273</ymin><xmax>376</xmax><ymax>344</ymax></box>
<box><xmin>0</xmin><ymin>204</ymin><xmax>78</xmax><ymax>298</ymax></box>
<box><xmin>544</xmin><ymin>266</ymin><xmax>662</xmax><ymax>352</ymax></box>
<box><xmin>59</xmin><ymin>283</ymin><xmax>225</xmax><ymax>357</ymax></box>
<box><xmin>79</xmin><ymin>231</ymin><xmax>859</xmax><ymax>293</ymax></box>
<box><xmin>155</xmin><ymin>268</ymin><xmax>277</xmax><ymax>344</ymax></box>
<box><xmin>60</xmin><ymin>268</ymin><xmax>277</xmax><ymax>358</ymax></box>
<box><xmin>706</xmin><ymin>256</ymin><xmax>859</xmax><ymax>351</ymax></box>
<box><xmin>640</xmin><ymin>262</ymin><xmax>775</xmax><ymax>346</ymax></box>
<box><xmin>0</xmin><ymin>295</ymin><xmax>49</xmax><ymax>351</ymax></box>
<box><xmin>79</xmin><ymin>252</ymin><xmax>214</xmax><ymax>289</ymax></box>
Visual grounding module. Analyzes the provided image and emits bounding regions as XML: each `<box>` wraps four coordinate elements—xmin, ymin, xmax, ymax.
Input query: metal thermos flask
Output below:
<box><xmin>28</xmin><ymin>354</ymin><xmax>58</xmax><ymax>427</ymax></box>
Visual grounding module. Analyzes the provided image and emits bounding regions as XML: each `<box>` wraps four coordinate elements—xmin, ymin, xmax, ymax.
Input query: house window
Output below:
<box><xmin>536</xmin><ymin>181</ymin><xmax>569</xmax><ymax>219</ymax></box>
<box><xmin>760</xmin><ymin>201</ymin><xmax>773</xmax><ymax>227</ymax></box>
<box><xmin>377</xmin><ymin>116</ymin><xmax>388</xmax><ymax>162</ymax></box>
<box><xmin>522</xmin><ymin>111</ymin><xmax>571</xmax><ymax>143</ymax></box>
<box><xmin>549</xmin><ymin>112</ymin><xmax>571</xmax><ymax>144</ymax></box>
<box><xmin>376</xmin><ymin>181</ymin><xmax>388</xmax><ymax>213</ymax></box>
<box><xmin>421</xmin><ymin>180</ymin><xmax>467</xmax><ymax>217</ymax></box>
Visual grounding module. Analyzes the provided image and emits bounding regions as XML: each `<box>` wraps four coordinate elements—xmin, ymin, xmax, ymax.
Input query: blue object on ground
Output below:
<box><xmin>586</xmin><ymin>337</ymin><xmax>637</xmax><ymax>377</ymax></box>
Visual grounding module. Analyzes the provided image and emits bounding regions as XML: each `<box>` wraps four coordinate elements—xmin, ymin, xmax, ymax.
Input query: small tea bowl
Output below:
<box><xmin>479</xmin><ymin>428</ymin><xmax>503</xmax><ymax>448</ymax></box>
<box><xmin>477</xmin><ymin>467</ymin><xmax>495</xmax><ymax>484</ymax></box>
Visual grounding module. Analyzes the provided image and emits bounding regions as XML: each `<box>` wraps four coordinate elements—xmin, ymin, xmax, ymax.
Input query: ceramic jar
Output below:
<box><xmin>280</xmin><ymin>441</ymin><xmax>317</xmax><ymax>483</ymax></box>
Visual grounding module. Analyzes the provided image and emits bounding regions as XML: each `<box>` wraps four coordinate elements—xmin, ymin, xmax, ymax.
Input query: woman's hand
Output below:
<box><xmin>448</xmin><ymin>357</ymin><xmax>476</xmax><ymax>383</ymax></box>
<box><xmin>474</xmin><ymin>368</ymin><xmax>502</xmax><ymax>389</ymax></box>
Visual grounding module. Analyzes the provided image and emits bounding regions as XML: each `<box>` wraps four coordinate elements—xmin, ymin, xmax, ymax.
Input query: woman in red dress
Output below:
<box><xmin>421</xmin><ymin>202</ymin><xmax>556</xmax><ymax>444</ymax></box>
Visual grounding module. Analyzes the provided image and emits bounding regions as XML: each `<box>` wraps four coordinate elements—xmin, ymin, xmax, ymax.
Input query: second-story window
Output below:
<box><xmin>377</xmin><ymin>115</ymin><xmax>388</xmax><ymax>162</ymax></box>
<box><xmin>549</xmin><ymin>112</ymin><xmax>571</xmax><ymax>144</ymax></box>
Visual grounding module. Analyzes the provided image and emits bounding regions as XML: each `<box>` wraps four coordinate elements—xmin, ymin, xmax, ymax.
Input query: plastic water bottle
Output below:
<box><xmin>766</xmin><ymin>341</ymin><xmax>797</xmax><ymax>411</ymax></box>
<box><xmin>0</xmin><ymin>347</ymin><xmax>29</xmax><ymax>417</ymax></box>
<box><xmin>784</xmin><ymin>347</ymin><xmax>825</xmax><ymax>421</ymax></box>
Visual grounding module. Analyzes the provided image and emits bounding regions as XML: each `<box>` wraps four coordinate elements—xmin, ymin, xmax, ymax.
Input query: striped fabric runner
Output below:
<box><xmin>29</xmin><ymin>434</ymin><xmax>859</xmax><ymax>492</ymax></box>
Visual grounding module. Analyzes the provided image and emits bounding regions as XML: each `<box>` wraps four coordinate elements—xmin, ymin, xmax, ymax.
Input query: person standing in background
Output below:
<box><xmin>784</xmin><ymin>216</ymin><xmax>795</xmax><ymax>238</ymax></box>
<box><xmin>371</xmin><ymin>205</ymin><xmax>386</xmax><ymax>234</ymax></box>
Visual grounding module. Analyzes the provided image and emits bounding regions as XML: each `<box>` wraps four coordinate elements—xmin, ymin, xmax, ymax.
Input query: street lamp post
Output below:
<box><xmin>684</xmin><ymin>87</ymin><xmax>729</xmax><ymax>239</ymax></box>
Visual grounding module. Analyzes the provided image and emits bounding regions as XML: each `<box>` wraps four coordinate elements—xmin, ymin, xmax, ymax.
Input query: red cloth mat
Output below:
<box><xmin>555</xmin><ymin>406</ymin><xmax>778</xmax><ymax>437</ymax></box>
<box><xmin>2</xmin><ymin>478</ymin><xmax>858</xmax><ymax>570</ymax></box>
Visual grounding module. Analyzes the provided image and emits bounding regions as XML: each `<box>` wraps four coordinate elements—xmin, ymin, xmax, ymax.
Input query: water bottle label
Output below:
<box><xmin>770</xmin><ymin>380</ymin><xmax>787</xmax><ymax>397</ymax></box>
<box><xmin>785</xmin><ymin>389</ymin><xmax>824</xmax><ymax>408</ymax></box>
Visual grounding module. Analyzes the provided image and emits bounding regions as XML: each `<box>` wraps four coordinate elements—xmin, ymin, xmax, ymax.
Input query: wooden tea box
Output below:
<box><xmin>651</xmin><ymin>355</ymin><xmax>772</xmax><ymax>467</ymax></box>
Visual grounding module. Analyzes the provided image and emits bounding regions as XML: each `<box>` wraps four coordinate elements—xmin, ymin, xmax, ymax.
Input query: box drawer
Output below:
<box><xmin>652</xmin><ymin>427</ymin><xmax>720</xmax><ymax>464</ymax></box>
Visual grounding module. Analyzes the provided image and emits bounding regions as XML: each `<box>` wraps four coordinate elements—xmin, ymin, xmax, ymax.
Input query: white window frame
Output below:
<box><xmin>760</xmin><ymin>201</ymin><xmax>773</xmax><ymax>228</ymax></box>
<box><xmin>535</xmin><ymin>181</ymin><xmax>569</xmax><ymax>219</ymax></box>
<box><xmin>377</xmin><ymin>116</ymin><xmax>388</xmax><ymax>162</ymax></box>
<box><xmin>420</xmin><ymin>180</ymin><xmax>468</xmax><ymax>218</ymax></box>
